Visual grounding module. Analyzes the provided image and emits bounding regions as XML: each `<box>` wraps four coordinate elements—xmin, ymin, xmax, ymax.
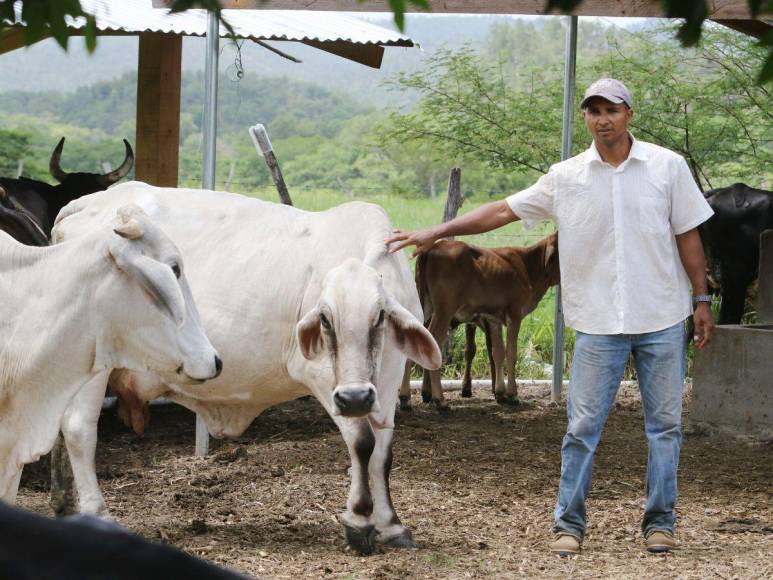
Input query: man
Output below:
<box><xmin>385</xmin><ymin>78</ymin><xmax>715</xmax><ymax>555</ymax></box>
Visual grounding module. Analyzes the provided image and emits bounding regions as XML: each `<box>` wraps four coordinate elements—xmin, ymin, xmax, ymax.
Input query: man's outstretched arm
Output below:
<box><xmin>385</xmin><ymin>200</ymin><xmax>519</xmax><ymax>257</ymax></box>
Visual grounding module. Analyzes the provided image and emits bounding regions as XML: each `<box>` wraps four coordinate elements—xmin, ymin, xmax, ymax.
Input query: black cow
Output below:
<box><xmin>700</xmin><ymin>183</ymin><xmax>773</xmax><ymax>324</ymax></box>
<box><xmin>0</xmin><ymin>137</ymin><xmax>133</xmax><ymax>244</ymax></box>
<box><xmin>0</xmin><ymin>185</ymin><xmax>49</xmax><ymax>245</ymax></box>
<box><xmin>0</xmin><ymin>503</ymin><xmax>249</xmax><ymax>580</ymax></box>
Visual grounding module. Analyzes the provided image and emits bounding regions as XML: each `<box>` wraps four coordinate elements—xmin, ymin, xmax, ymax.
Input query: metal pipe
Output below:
<box><xmin>552</xmin><ymin>15</ymin><xmax>578</xmax><ymax>404</ymax></box>
<box><xmin>196</xmin><ymin>10</ymin><xmax>220</xmax><ymax>457</ymax></box>
<box><xmin>202</xmin><ymin>10</ymin><xmax>219</xmax><ymax>191</ymax></box>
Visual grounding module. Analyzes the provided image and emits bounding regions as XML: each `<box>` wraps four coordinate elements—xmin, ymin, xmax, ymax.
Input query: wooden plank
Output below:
<box><xmin>155</xmin><ymin>0</ymin><xmax>755</xmax><ymax>19</ymax></box>
<box><xmin>249</xmin><ymin>124</ymin><xmax>293</xmax><ymax>205</ymax></box>
<box><xmin>713</xmin><ymin>19</ymin><xmax>773</xmax><ymax>39</ymax></box>
<box><xmin>0</xmin><ymin>27</ymin><xmax>46</xmax><ymax>55</ymax></box>
<box><xmin>135</xmin><ymin>32</ymin><xmax>182</xmax><ymax>187</ymax></box>
<box><xmin>301</xmin><ymin>40</ymin><xmax>384</xmax><ymax>69</ymax></box>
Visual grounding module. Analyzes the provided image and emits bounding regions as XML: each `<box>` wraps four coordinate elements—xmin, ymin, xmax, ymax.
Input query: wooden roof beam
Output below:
<box><xmin>188</xmin><ymin>0</ymin><xmax>756</xmax><ymax>19</ymax></box>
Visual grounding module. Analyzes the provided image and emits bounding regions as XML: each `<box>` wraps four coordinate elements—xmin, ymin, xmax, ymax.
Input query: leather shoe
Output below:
<box><xmin>645</xmin><ymin>530</ymin><xmax>678</xmax><ymax>553</ymax></box>
<box><xmin>549</xmin><ymin>533</ymin><xmax>581</xmax><ymax>556</ymax></box>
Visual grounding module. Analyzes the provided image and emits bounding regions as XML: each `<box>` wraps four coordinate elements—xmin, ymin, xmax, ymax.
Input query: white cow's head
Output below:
<box><xmin>297</xmin><ymin>258</ymin><xmax>440</xmax><ymax>418</ymax></box>
<box><xmin>97</xmin><ymin>205</ymin><xmax>222</xmax><ymax>384</ymax></box>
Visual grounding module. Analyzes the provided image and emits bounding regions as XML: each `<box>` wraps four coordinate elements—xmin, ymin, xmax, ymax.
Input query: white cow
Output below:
<box><xmin>52</xmin><ymin>182</ymin><xmax>441</xmax><ymax>554</ymax></box>
<box><xmin>0</xmin><ymin>205</ymin><xmax>221</xmax><ymax>507</ymax></box>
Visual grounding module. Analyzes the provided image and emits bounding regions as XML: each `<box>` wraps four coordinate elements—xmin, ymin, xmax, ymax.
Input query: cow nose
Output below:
<box><xmin>333</xmin><ymin>387</ymin><xmax>376</xmax><ymax>417</ymax></box>
<box><xmin>213</xmin><ymin>355</ymin><xmax>223</xmax><ymax>378</ymax></box>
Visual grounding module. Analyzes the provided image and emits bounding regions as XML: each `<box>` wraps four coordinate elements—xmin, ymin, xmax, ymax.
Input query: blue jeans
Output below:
<box><xmin>554</xmin><ymin>321</ymin><xmax>686</xmax><ymax>540</ymax></box>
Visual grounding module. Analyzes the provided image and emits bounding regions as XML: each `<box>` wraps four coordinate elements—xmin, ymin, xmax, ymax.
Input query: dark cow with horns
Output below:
<box><xmin>700</xmin><ymin>183</ymin><xmax>773</xmax><ymax>324</ymax></box>
<box><xmin>0</xmin><ymin>137</ymin><xmax>134</xmax><ymax>244</ymax></box>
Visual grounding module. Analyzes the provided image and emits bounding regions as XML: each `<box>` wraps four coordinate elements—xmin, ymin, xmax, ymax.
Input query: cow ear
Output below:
<box><xmin>385</xmin><ymin>298</ymin><xmax>441</xmax><ymax>370</ymax></box>
<box><xmin>109</xmin><ymin>242</ymin><xmax>186</xmax><ymax>327</ymax></box>
<box><xmin>296</xmin><ymin>307</ymin><xmax>323</xmax><ymax>360</ymax></box>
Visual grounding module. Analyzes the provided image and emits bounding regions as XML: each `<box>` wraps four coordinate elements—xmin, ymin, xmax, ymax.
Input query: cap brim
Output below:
<box><xmin>580</xmin><ymin>92</ymin><xmax>625</xmax><ymax>108</ymax></box>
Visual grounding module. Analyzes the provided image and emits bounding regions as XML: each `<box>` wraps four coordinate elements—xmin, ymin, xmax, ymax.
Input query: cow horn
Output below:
<box><xmin>49</xmin><ymin>137</ymin><xmax>68</xmax><ymax>183</ymax></box>
<box><xmin>98</xmin><ymin>139</ymin><xmax>134</xmax><ymax>187</ymax></box>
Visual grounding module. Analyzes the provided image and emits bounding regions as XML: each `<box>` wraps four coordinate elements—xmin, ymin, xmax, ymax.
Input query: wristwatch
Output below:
<box><xmin>692</xmin><ymin>294</ymin><xmax>712</xmax><ymax>307</ymax></box>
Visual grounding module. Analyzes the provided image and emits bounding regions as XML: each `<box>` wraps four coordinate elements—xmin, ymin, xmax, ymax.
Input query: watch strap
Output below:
<box><xmin>692</xmin><ymin>294</ymin><xmax>712</xmax><ymax>305</ymax></box>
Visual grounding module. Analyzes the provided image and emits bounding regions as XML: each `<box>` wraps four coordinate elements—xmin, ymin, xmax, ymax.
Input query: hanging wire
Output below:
<box><xmin>226</xmin><ymin>39</ymin><xmax>245</xmax><ymax>82</ymax></box>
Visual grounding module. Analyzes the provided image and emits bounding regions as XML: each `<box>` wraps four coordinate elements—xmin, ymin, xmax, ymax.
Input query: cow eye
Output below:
<box><xmin>320</xmin><ymin>313</ymin><xmax>331</xmax><ymax>330</ymax></box>
<box><xmin>171</xmin><ymin>263</ymin><xmax>181</xmax><ymax>278</ymax></box>
<box><xmin>376</xmin><ymin>309</ymin><xmax>385</xmax><ymax>326</ymax></box>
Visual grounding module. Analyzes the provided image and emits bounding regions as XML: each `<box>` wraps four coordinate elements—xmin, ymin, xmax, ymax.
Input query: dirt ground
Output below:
<box><xmin>17</xmin><ymin>383</ymin><xmax>773</xmax><ymax>579</ymax></box>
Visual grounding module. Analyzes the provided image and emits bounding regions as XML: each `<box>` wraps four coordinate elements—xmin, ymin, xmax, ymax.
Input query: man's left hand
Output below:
<box><xmin>692</xmin><ymin>303</ymin><xmax>715</xmax><ymax>349</ymax></box>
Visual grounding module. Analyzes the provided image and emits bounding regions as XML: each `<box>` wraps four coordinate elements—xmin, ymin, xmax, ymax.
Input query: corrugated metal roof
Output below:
<box><xmin>35</xmin><ymin>0</ymin><xmax>414</xmax><ymax>47</ymax></box>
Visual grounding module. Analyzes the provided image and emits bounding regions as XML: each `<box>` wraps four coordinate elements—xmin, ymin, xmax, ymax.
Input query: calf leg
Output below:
<box><xmin>398</xmin><ymin>361</ymin><xmax>413</xmax><ymax>411</ymax></box>
<box><xmin>60</xmin><ymin>372</ymin><xmax>111</xmax><ymax>516</ymax></box>
<box><xmin>503</xmin><ymin>319</ymin><xmax>521</xmax><ymax>405</ymax></box>
<box><xmin>490</xmin><ymin>326</ymin><xmax>508</xmax><ymax>403</ymax></box>
<box><xmin>421</xmin><ymin>369</ymin><xmax>432</xmax><ymax>403</ymax></box>
<box><xmin>50</xmin><ymin>433</ymin><xmax>77</xmax><ymax>516</ymax></box>
<box><xmin>461</xmin><ymin>324</ymin><xmax>477</xmax><ymax>398</ymax></box>
<box><xmin>482</xmin><ymin>320</ymin><xmax>496</xmax><ymax>394</ymax></box>
<box><xmin>427</xmin><ymin>312</ymin><xmax>454</xmax><ymax>411</ymax></box>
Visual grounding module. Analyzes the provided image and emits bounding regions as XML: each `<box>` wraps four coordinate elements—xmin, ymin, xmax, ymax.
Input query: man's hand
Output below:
<box><xmin>692</xmin><ymin>303</ymin><xmax>715</xmax><ymax>349</ymax></box>
<box><xmin>384</xmin><ymin>227</ymin><xmax>441</xmax><ymax>257</ymax></box>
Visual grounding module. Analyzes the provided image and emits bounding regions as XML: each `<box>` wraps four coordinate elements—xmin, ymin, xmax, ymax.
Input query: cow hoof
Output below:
<box><xmin>50</xmin><ymin>495</ymin><xmax>78</xmax><ymax>518</ymax></box>
<box><xmin>398</xmin><ymin>396</ymin><xmax>412</xmax><ymax>412</ymax></box>
<box><xmin>421</xmin><ymin>391</ymin><xmax>432</xmax><ymax>404</ymax></box>
<box><xmin>344</xmin><ymin>524</ymin><xmax>377</xmax><ymax>555</ymax></box>
<box><xmin>496</xmin><ymin>394</ymin><xmax>520</xmax><ymax>406</ymax></box>
<box><xmin>433</xmin><ymin>400</ymin><xmax>449</xmax><ymax>413</ymax></box>
<box><xmin>461</xmin><ymin>387</ymin><xmax>472</xmax><ymax>398</ymax></box>
<box><xmin>379</xmin><ymin>528</ymin><xmax>418</xmax><ymax>549</ymax></box>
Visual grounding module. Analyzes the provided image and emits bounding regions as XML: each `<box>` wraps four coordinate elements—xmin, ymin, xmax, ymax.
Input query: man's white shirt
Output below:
<box><xmin>506</xmin><ymin>135</ymin><xmax>714</xmax><ymax>335</ymax></box>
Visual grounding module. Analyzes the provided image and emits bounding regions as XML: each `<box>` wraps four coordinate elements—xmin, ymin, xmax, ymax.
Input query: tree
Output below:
<box><xmin>380</xmin><ymin>23</ymin><xmax>772</xmax><ymax>190</ymax></box>
<box><xmin>379</xmin><ymin>48</ymin><xmax>574</xmax><ymax>176</ymax></box>
<box><xmin>1</xmin><ymin>1</ymin><xmax>771</xmax><ymax>81</ymax></box>
<box><xmin>0</xmin><ymin>128</ymin><xmax>43</xmax><ymax>177</ymax></box>
<box><xmin>587</xmin><ymin>25</ymin><xmax>772</xmax><ymax>190</ymax></box>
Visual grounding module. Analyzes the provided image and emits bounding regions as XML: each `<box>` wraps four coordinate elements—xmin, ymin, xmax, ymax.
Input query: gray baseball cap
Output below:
<box><xmin>580</xmin><ymin>78</ymin><xmax>632</xmax><ymax>109</ymax></box>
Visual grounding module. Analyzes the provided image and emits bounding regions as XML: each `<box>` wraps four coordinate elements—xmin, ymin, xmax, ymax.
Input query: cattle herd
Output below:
<box><xmin>0</xmin><ymin>137</ymin><xmax>770</xmax><ymax>576</ymax></box>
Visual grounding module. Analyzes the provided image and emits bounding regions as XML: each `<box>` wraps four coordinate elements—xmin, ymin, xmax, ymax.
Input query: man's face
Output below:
<box><xmin>582</xmin><ymin>97</ymin><xmax>633</xmax><ymax>147</ymax></box>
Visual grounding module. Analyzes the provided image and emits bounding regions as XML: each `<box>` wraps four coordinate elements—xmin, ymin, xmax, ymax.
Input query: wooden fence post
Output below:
<box><xmin>249</xmin><ymin>124</ymin><xmax>293</xmax><ymax>206</ymax></box>
<box><xmin>442</xmin><ymin>167</ymin><xmax>463</xmax><ymax>234</ymax></box>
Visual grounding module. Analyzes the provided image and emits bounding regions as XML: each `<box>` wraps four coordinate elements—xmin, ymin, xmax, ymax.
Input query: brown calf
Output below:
<box><xmin>399</xmin><ymin>233</ymin><xmax>559</xmax><ymax>410</ymax></box>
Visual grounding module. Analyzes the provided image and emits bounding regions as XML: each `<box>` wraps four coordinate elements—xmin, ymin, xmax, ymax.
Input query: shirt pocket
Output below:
<box><xmin>638</xmin><ymin>195</ymin><xmax>671</xmax><ymax>234</ymax></box>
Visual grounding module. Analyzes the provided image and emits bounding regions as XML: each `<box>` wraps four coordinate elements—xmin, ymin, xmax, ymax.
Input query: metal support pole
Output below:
<box><xmin>196</xmin><ymin>10</ymin><xmax>220</xmax><ymax>456</ymax></box>
<box><xmin>552</xmin><ymin>15</ymin><xmax>578</xmax><ymax>404</ymax></box>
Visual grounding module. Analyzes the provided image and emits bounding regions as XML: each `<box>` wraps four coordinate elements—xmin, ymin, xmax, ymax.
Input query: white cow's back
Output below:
<box><xmin>54</xmin><ymin>182</ymin><xmax>419</xmax><ymax>429</ymax></box>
